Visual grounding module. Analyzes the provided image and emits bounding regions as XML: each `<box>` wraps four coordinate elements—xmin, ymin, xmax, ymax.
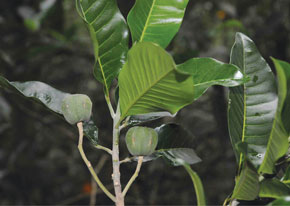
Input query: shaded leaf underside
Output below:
<box><xmin>0</xmin><ymin>76</ymin><xmax>98</xmax><ymax>143</ymax></box>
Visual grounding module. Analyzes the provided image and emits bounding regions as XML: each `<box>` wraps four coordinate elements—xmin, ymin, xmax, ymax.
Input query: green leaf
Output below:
<box><xmin>258</xmin><ymin>58</ymin><xmax>290</xmax><ymax>174</ymax></box>
<box><xmin>228</xmin><ymin>32</ymin><xmax>278</xmax><ymax>168</ymax></box>
<box><xmin>232</xmin><ymin>162</ymin><xmax>260</xmax><ymax>200</ymax></box>
<box><xmin>259</xmin><ymin>178</ymin><xmax>290</xmax><ymax>199</ymax></box>
<box><xmin>127</xmin><ymin>0</ymin><xmax>189</xmax><ymax>48</ymax></box>
<box><xmin>177</xmin><ymin>57</ymin><xmax>247</xmax><ymax>100</ymax></box>
<box><xmin>0</xmin><ymin>76</ymin><xmax>68</xmax><ymax>115</ymax></box>
<box><xmin>154</xmin><ymin>124</ymin><xmax>201</xmax><ymax>166</ymax></box>
<box><xmin>0</xmin><ymin>76</ymin><xmax>98</xmax><ymax>142</ymax></box>
<box><xmin>274</xmin><ymin>59</ymin><xmax>290</xmax><ymax>135</ymax></box>
<box><xmin>183</xmin><ymin>164</ymin><xmax>207</xmax><ymax>206</ymax></box>
<box><xmin>76</xmin><ymin>0</ymin><xmax>129</xmax><ymax>95</ymax></box>
<box><xmin>119</xmin><ymin>42</ymin><xmax>194</xmax><ymax>120</ymax></box>
<box><xmin>267</xmin><ymin>196</ymin><xmax>290</xmax><ymax>206</ymax></box>
<box><xmin>282</xmin><ymin>165</ymin><xmax>290</xmax><ymax>186</ymax></box>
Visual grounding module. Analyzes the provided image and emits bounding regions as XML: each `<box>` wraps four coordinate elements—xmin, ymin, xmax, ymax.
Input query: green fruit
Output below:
<box><xmin>125</xmin><ymin>126</ymin><xmax>158</xmax><ymax>156</ymax></box>
<box><xmin>61</xmin><ymin>94</ymin><xmax>92</xmax><ymax>125</ymax></box>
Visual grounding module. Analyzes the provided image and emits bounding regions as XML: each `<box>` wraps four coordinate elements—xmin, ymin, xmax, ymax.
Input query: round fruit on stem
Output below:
<box><xmin>125</xmin><ymin>126</ymin><xmax>158</xmax><ymax>156</ymax></box>
<box><xmin>61</xmin><ymin>94</ymin><xmax>92</xmax><ymax>125</ymax></box>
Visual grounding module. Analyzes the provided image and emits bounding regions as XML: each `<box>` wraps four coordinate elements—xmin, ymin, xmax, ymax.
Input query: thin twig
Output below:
<box><xmin>56</xmin><ymin>184</ymin><xmax>114</xmax><ymax>205</ymax></box>
<box><xmin>122</xmin><ymin>156</ymin><xmax>144</xmax><ymax>197</ymax></box>
<box><xmin>94</xmin><ymin>145</ymin><xmax>112</xmax><ymax>155</ymax></box>
<box><xmin>90</xmin><ymin>155</ymin><xmax>109</xmax><ymax>206</ymax></box>
<box><xmin>77</xmin><ymin>122</ymin><xmax>116</xmax><ymax>203</ymax></box>
<box><xmin>119</xmin><ymin>116</ymin><xmax>130</xmax><ymax>131</ymax></box>
<box><xmin>120</xmin><ymin>157</ymin><xmax>135</xmax><ymax>164</ymax></box>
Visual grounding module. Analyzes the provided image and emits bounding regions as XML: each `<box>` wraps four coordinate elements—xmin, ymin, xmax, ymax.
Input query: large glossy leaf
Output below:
<box><xmin>127</xmin><ymin>0</ymin><xmax>189</xmax><ymax>48</ymax></box>
<box><xmin>228</xmin><ymin>32</ymin><xmax>278</xmax><ymax>167</ymax></box>
<box><xmin>259</xmin><ymin>178</ymin><xmax>290</xmax><ymax>198</ymax></box>
<box><xmin>119</xmin><ymin>42</ymin><xmax>194</xmax><ymax>121</ymax></box>
<box><xmin>154</xmin><ymin>124</ymin><xmax>201</xmax><ymax>166</ymax></box>
<box><xmin>0</xmin><ymin>76</ymin><xmax>98</xmax><ymax>143</ymax></box>
<box><xmin>177</xmin><ymin>57</ymin><xmax>246</xmax><ymax>100</ymax></box>
<box><xmin>76</xmin><ymin>0</ymin><xmax>129</xmax><ymax>95</ymax></box>
<box><xmin>267</xmin><ymin>196</ymin><xmax>290</xmax><ymax>206</ymax></box>
<box><xmin>231</xmin><ymin>162</ymin><xmax>260</xmax><ymax>200</ymax></box>
<box><xmin>258</xmin><ymin>58</ymin><xmax>290</xmax><ymax>174</ymax></box>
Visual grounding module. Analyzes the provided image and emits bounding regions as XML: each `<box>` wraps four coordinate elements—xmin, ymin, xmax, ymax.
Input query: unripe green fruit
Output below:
<box><xmin>125</xmin><ymin>126</ymin><xmax>158</xmax><ymax>156</ymax></box>
<box><xmin>61</xmin><ymin>94</ymin><xmax>92</xmax><ymax>125</ymax></box>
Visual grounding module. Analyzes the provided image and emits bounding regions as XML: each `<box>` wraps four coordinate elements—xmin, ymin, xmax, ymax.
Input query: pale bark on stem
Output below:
<box><xmin>77</xmin><ymin>122</ymin><xmax>116</xmax><ymax>203</ymax></box>
<box><xmin>122</xmin><ymin>156</ymin><xmax>143</xmax><ymax>197</ymax></box>
<box><xmin>112</xmin><ymin>106</ymin><xmax>124</xmax><ymax>206</ymax></box>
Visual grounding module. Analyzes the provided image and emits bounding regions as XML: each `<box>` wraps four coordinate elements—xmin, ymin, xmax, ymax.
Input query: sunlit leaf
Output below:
<box><xmin>177</xmin><ymin>57</ymin><xmax>247</xmax><ymax>100</ymax></box>
<box><xmin>76</xmin><ymin>0</ymin><xmax>129</xmax><ymax>95</ymax></box>
<box><xmin>119</xmin><ymin>42</ymin><xmax>194</xmax><ymax>121</ymax></box>
<box><xmin>127</xmin><ymin>0</ymin><xmax>189</xmax><ymax>48</ymax></box>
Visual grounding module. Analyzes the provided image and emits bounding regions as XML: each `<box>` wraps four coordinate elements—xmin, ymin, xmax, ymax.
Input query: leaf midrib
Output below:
<box><xmin>121</xmin><ymin>66</ymin><xmax>175</xmax><ymax>119</ymax></box>
<box><xmin>139</xmin><ymin>0</ymin><xmax>156</xmax><ymax>42</ymax></box>
<box><xmin>238</xmin><ymin>36</ymin><xmax>247</xmax><ymax>170</ymax></box>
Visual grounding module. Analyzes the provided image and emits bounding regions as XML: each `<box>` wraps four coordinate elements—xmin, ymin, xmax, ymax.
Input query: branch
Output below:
<box><xmin>122</xmin><ymin>156</ymin><xmax>144</xmax><ymax>197</ymax></box>
<box><xmin>90</xmin><ymin>155</ymin><xmax>109</xmax><ymax>206</ymax></box>
<box><xmin>77</xmin><ymin>122</ymin><xmax>116</xmax><ymax>203</ymax></box>
<box><xmin>94</xmin><ymin>145</ymin><xmax>112</xmax><ymax>155</ymax></box>
<box><xmin>120</xmin><ymin>157</ymin><xmax>134</xmax><ymax>164</ymax></box>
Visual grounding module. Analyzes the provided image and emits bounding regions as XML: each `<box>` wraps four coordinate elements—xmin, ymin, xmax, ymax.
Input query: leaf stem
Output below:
<box><xmin>122</xmin><ymin>156</ymin><xmax>143</xmax><ymax>197</ymax></box>
<box><xmin>105</xmin><ymin>95</ymin><xmax>115</xmax><ymax>118</ymax></box>
<box><xmin>94</xmin><ymin>145</ymin><xmax>112</xmax><ymax>155</ymax></box>
<box><xmin>183</xmin><ymin>164</ymin><xmax>206</xmax><ymax>206</ymax></box>
<box><xmin>77</xmin><ymin>122</ymin><xmax>116</xmax><ymax>203</ymax></box>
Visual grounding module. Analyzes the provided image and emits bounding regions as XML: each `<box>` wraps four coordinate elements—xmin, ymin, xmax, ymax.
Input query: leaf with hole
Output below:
<box><xmin>228</xmin><ymin>32</ymin><xmax>278</xmax><ymax>169</ymax></box>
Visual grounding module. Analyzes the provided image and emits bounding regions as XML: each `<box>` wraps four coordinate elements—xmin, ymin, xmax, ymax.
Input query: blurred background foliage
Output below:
<box><xmin>0</xmin><ymin>0</ymin><xmax>289</xmax><ymax>205</ymax></box>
